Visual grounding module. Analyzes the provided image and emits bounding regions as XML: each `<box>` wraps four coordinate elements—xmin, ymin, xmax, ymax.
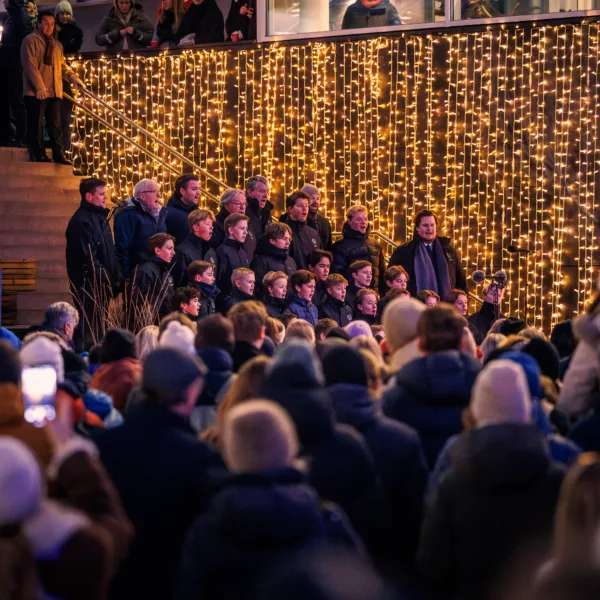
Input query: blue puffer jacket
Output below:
<box><xmin>165</xmin><ymin>194</ymin><xmax>197</xmax><ymax>247</ymax></box>
<box><xmin>285</xmin><ymin>296</ymin><xmax>319</xmax><ymax>327</ymax></box>
<box><xmin>196</xmin><ymin>348</ymin><xmax>233</xmax><ymax>408</ymax></box>
<box><xmin>383</xmin><ymin>350</ymin><xmax>481</xmax><ymax>468</ymax></box>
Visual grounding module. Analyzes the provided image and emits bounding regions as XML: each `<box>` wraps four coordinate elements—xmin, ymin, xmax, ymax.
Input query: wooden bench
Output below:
<box><xmin>0</xmin><ymin>260</ymin><xmax>36</xmax><ymax>327</ymax></box>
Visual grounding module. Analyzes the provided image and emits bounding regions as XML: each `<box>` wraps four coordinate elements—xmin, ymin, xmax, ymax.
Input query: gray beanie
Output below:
<box><xmin>55</xmin><ymin>1</ymin><xmax>73</xmax><ymax>16</ymax></box>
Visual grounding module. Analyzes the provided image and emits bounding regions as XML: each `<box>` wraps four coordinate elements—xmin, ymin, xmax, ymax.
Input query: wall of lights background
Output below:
<box><xmin>70</xmin><ymin>22</ymin><xmax>600</xmax><ymax>332</ymax></box>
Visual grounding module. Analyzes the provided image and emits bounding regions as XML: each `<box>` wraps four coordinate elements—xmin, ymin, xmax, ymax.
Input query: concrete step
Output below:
<box><xmin>34</xmin><ymin>276</ymin><xmax>71</xmax><ymax>294</ymax></box>
<box><xmin>0</xmin><ymin>201</ymin><xmax>80</xmax><ymax>218</ymax></box>
<box><xmin>0</xmin><ymin>245</ymin><xmax>65</xmax><ymax>261</ymax></box>
<box><xmin>0</xmin><ymin>147</ymin><xmax>31</xmax><ymax>161</ymax></box>
<box><xmin>0</xmin><ymin>231</ymin><xmax>69</xmax><ymax>247</ymax></box>
<box><xmin>34</xmin><ymin>262</ymin><xmax>69</xmax><ymax>278</ymax></box>
<box><xmin>0</xmin><ymin>180</ymin><xmax>81</xmax><ymax>194</ymax></box>
<box><xmin>0</xmin><ymin>163</ymin><xmax>78</xmax><ymax>178</ymax></box>
<box><xmin>14</xmin><ymin>310</ymin><xmax>46</xmax><ymax>326</ymax></box>
<box><xmin>18</xmin><ymin>292</ymin><xmax>71</xmax><ymax>311</ymax></box>
<box><xmin>0</xmin><ymin>216</ymin><xmax>71</xmax><ymax>233</ymax></box>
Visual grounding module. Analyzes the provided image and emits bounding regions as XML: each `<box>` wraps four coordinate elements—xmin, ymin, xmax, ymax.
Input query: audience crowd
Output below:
<box><xmin>0</xmin><ymin>168</ymin><xmax>597</xmax><ymax>600</ymax></box>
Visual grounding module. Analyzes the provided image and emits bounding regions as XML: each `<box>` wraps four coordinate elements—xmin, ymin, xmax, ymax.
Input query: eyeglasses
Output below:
<box><xmin>229</xmin><ymin>202</ymin><xmax>247</xmax><ymax>209</ymax></box>
<box><xmin>140</xmin><ymin>189</ymin><xmax>160</xmax><ymax>196</ymax></box>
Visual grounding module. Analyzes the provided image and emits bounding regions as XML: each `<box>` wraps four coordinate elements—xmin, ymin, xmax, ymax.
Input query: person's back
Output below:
<box><xmin>94</xmin><ymin>348</ymin><xmax>221</xmax><ymax>600</ymax></box>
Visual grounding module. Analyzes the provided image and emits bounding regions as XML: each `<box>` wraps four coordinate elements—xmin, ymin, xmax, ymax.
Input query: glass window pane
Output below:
<box><xmin>454</xmin><ymin>0</ymin><xmax>600</xmax><ymax>19</ymax></box>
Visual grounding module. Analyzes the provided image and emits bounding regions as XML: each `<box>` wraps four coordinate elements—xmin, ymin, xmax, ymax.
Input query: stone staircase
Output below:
<box><xmin>0</xmin><ymin>148</ymin><xmax>81</xmax><ymax>327</ymax></box>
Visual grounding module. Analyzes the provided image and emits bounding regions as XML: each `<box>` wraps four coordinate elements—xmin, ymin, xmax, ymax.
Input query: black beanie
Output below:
<box><xmin>321</xmin><ymin>344</ymin><xmax>368</xmax><ymax>387</ymax></box>
<box><xmin>522</xmin><ymin>338</ymin><xmax>560</xmax><ymax>381</ymax></box>
<box><xmin>0</xmin><ymin>340</ymin><xmax>21</xmax><ymax>385</ymax></box>
<box><xmin>498</xmin><ymin>318</ymin><xmax>527</xmax><ymax>336</ymax></box>
<box><xmin>101</xmin><ymin>328</ymin><xmax>137</xmax><ymax>364</ymax></box>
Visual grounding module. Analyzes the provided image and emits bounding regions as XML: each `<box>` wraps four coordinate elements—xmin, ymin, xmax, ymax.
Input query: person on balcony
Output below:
<box><xmin>154</xmin><ymin>0</ymin><xmax>187</xmax><ymax>47</ymax></box>
<box><xmin>177</xmin><ymin>0</ymin><xmax>224</xmax><ymax>45</ymax></box>
<box><xmin>95</xmin><ymin>0</ymin><xmax>154</xmax><ymax>52</ymax></box>
<box><xmin>225</xmin><ymin>0</ymin><xmax>255</xmax><ymax>41</ymax></box>
<box><xmin>341</xmin><ymin>0</ymin><xmax>401</xmax><ymax>29</ymax></box>
<box><xmin>20</xmin><ymin>9</ymin><xmax>83</xmax><ymax>164</ymax></box>
<box><xmin>114</xmin><ymin>179</ymin><xmax>168</xmax><ymax>279</ymax></box>
<box><xmin>165</xmin><ymin>174</ymin><xmax>201</xmax><ymax>246</ymax></box>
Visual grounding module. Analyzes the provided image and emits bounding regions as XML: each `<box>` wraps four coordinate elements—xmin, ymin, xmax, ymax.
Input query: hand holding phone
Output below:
<box><xmin>22</xmin><ymin>365</ymin><xmax>57</xmax><ymax>428</ymax></box>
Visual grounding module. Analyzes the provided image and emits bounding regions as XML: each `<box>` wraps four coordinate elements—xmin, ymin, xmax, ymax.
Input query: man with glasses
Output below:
<box><xmin>114</xmin><ymin>178</ymin><xmax>168</xmax><ymax>279</ymax></box>
<box><xmin>212</xmin><ymin>188</ymin><xmax>256</xmax><ymax>261</ymax></box>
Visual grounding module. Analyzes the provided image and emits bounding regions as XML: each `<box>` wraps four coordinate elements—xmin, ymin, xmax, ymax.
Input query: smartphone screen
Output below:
<box><xmin>22</xmin><ymin>366</ymin><xmax>57</xmax><ymax>428</ymax></box>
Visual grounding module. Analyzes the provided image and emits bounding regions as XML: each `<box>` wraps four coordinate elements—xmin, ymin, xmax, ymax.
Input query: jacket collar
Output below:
<box><xmin>246</xmin><ymin>195</ymin><xmax>262</xmax><ymax>216</ymax></box>
<box><xmin>342</xmin><ymin>221</ymin><xmax>368</xmax><ymax>241</ymax></box>
<box><xmin>224</xmin><ymin>237</ymin><xmax>244</xmax><ymax>250</ymax></box>
<box><xmin>256</xmin><ymin>237</ymin><xmax>288</xmax><ymax>260</ymax></box>
<box><xmin>232</xmin><ymin>287</ymin><xmax>254</xmax><ymax>301</ymax></box>
<box><xmin>188</xmin><ymin>233</ymin><xmax>211</xmax><ymax>252</ymax></box>
<box><xmin>291</xmin><ymin>295</ymin><xmax>312</xmax><ymax>308</ymax></box>
<box><xmin>79</xmin><ymin>200</ymin><xmax>109</xmax><ymax>216</ymax></box>
<box><xmin>167</xmin><ymin>193</ymin><xmax>197</xmax><ymax>213</ymax></box>
<box><xmin>149</xmin><ymin>256</ymin><xmax>172</xmax><ymax>271</ymax></box>
<box><xmin>198</xmin><ymin>282</ymin><xmax>220</xmax><ymax>298</ymax></box>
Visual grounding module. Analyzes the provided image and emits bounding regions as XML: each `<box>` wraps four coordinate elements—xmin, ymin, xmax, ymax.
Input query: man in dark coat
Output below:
<box><xmin>323</xmin><ymin>344</ymin><xmax>428</xmax><ymax>563</ymax></box>
<box><xmin>331</xmin><ymin>205</ymin><xmax>386</xmax><ymax>293</ymax></box>
<box><xmin>383</xmin><ymin>304</ymin><xmax>480</xmax><ymax>467</ymax></box>
<box><xmin>95</xmin><ymin>0</ymin><xmax>154</xmax><ymax>51</ymax></box>
<box><xmin>251</xmin><ymin>222</ymin><xmax>297</xmax><ymax>297</ymax></box>
<box><xmin>212</xmin><ymin>189</ymin><xmax>256</xmax><ymax>261</ymax></box>
<box><xmin>65</xmin><ymin>177</ymin><xmax>122</xmax><ymax>347</ymax></box>
<box><xmin>468</xmin><ymin>283</ymin><xmax>506</xmax><ymax>344</ymax></box>
<box><xmin>174</xmin><ymin>208</ymin><xmax>217</xmax><ymax>287</ymax></box>
<box><xmin>177</xmin><ymin>0</ymin><xmax>224</xmax><ymax>44</ymax></box>
<box><xmin>302</xmin><ymin>183</ymin><xmax>333</xmax><ymax>251</ymax></box>
<box><xmin>165</xmin><ymin>174</ymin><xmax>201</xmax><ymax>246</ymax></box>
<box><xmin>245</xmin><ymin>175</ymin><xmax>273</xmax><ymax>242</ymax></box>
<box><xmin>94</xmin><ymin>348</ymin><xmax>222</xmax><ymax>600</ymax></box>
<box><xmin>418</xmin><ymin>360</ymin><xmax>564</xmax><ymax>600</ymax></box>
<box><xmin>388</xmin><ymin>209</ymin><xmax>467</xmax><ymax>300</ymax></box>
<box><xmin>284</xmin><ymin>191</ymin><xmax>322</xmax><ymax>270</ymax></box>
<box><xmin>114</xmin><ymin>179</ymin><xmax>168</xmax><ymax>279</ymax></box>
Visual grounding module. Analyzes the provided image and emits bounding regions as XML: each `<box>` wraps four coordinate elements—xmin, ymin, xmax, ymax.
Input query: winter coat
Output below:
<box><xmin>285</xmin><ymin>296</ymin><xmax>319</xmax><ymax>327</ymax></box>
<box><xmin>21</xmin><ymin>29</ymin><xmax>78</xmax><ymax>98</ymax></box>
<box><xmin>331</xmin><ymin>223</ymin><xmax>386</xmax><ymax>293</ymax></box>
<box><xmin>251</xmin><ymin>237</ymin><xmax>297</xmax><ymax>297</ymax></box>
<box><xmin>468</xmin><ymin>301</ymin><xmax>506</xmax><ymax>345</ymax></box>
<box><xmin>56</xmin><ymin>20</ymin><xmax>84</xmax><ymax>54</ymax></box>
<box><xmin>196</xmin><ymin>348</ymin><xmax>232</xmax><ymax>407</ymax></box>
<box><xmin>231</xmin><ymin>339</ymin><xmax>262</xmax><ymax>372</ymax></box>
<box><xmin>165</xmin><ymin>194</ymin><xmax>197</xmax><ymax>247</ymax></box>
<box><xmin>176</xmin><ymin>468</ymin><xmax>360</xmax><ymax>600</ymax></box>
<box><xmin>33</xmin><ymin>440</ymin><xmax>133</xmax><ymax>600</ymax></box>
<box><xmin>0</xmin><ymin>382</ymin><xmax>53</xmax><ymax>469</ymax></box>
<box><xmin>155</xmin><ymin>8</ymin><xmax>184</xmax><ymax>46</ymax></box>
<box><xmin>383</xmin><ymin>350</ymin><xmax>481</xmax><ymax>467</ymax></box>
<box><xmin>66</xmin><ymin>200</ymin><xmax>122</xmax><ymax>293</ymax></box>
<box><xmin>388</xmin><ymin>234</ymin><xmax>467</xmax><ymax>298</ymax></box>
<box><xmin>213</xmin><ymin>207</ymin><xmax>256</xmax><ymax>260</ymax></box>
<box><xmin>342</xmin><ymin>0</ymin><xmax>401</xmax><ymax>28</ymax></box>
<box><xmin>281</xmin><ymin>212</ymin><xmax>332</xmax><ymax>252</ymax></box>
<box><xmin>312</xmin><ymin>281</ymin><xmax>328</xmax><ymax>308</ymax></box>
<box><xmin>418</xmin><ymin>423</ymin><xmax>564</xmax><ymax>600</ymax></box>
<box><xmin>95</xmin><ymin>3</ymin><xmax>154</xmax><ymax>51</ymax></box>
<box><xmin>178</xmin><ymin>0</ymin><xmax>224</xmax><ymax>44</ymax></box>
<box><xmin>114</xmin><ymin>198</ymin><xmax>168</xmax><ymax>279</ymax></box>
<box><xmin>93</xmin><ymin>403</ymin><xmax>222</xmax><ymax>600</ymax></box>
<box><xmin>319</xmin><ymin>295</ymin><xmax>354</xmax><ymax>327</ymax></box>
<box><xmin>0</xmin><ymin>0</ymin><xmax>35</xmax><ymax>57</ymax></box>
<box><xmin>260</xmin><ymin>362</ymin><xmax>390</xmax><ymax>559</ymax></box>
<box><xmin>133</xmin><ymin>256</ymin><xmax>176</xmax><ymax>318</ymax></box>
<box><xmin>344</xmin><ymin>283</ymin><xmax>360</xmax><ymax>310</ymax></box>
<box><xmin>175</xmin><ymin>234</ymin><xmax>218</xmax><ymax>287</ymax></box>
<box><xmin>329</xmin><ymin>383</ymin><xmax>428</xmax><ymax>561</ymax></box>
<box><xmin>225</xmin><ymin>0</ymin><xmax>256</xmax><ymax>40</ymax></box>
<box><xmin>222</xmin><ymin>287</ymin><xmax>254</xmax><ymax>314</ymax></box>
<box><xmin>264</xmin><ymin>295</ymin><xmax>287</xmax><ymax>318</ymax></box>
<box><xmin>246</xmin><ymin>195</ymin><xmax>273</xmax><ymax>241</ymax></box>
<box><xmin>90</xmin><ymin>357</ymin><xmax>142</xmax><ymax>413</ymax></box>
<box><xmin>189</xmin><ymin>281</ymin><xmax>220</xmax><ymax>317</ymax></box>
<box><xmin>287</xmin><ymin>219</ymin><xmax>322</xmax><ymax>270</ymax></box>
<box><xmin>215</xmin><ymin>238</ymin><xmax>250</xmax><ymax>296</ymax></box>
<box><xmin>568</xmin><ymin>395</ymin><xmax>600</xmax><ymax>452</ymax></box>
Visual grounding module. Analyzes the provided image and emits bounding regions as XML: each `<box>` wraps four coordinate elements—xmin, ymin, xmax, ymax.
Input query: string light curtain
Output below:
<box><xmin>70</xmin><ymin>21</ymin><xmax>600</xmax><ymax>332</ymax></box>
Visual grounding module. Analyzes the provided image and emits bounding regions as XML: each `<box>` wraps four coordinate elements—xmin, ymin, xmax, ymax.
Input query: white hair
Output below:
<box><xmin>219</xmin><ymin>188</ymin><xmax>245</xmax><ymax>209</ymax></box>
<box><xmin>133</xmin><ymin>179</ymin><xmax>158</xmax><ymax>198</ymax></box>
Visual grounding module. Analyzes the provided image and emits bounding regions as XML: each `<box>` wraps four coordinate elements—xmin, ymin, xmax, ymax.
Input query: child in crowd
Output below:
<box><xmin>308</xmin><ymin>249</ymin><xmax>333</xmax><ymax>307</ymax></box>
<box><xmin>315</xmin><ymin>318</ymin><xmax>337</xmax><ymax>340</ymax></box>
<box><xmin>262</xmin><ymin>271</ymin><xmax>289</xmax><ymax>318</ymax></box>
<box><xmin>285</xmin><ymin>270</ymin><xmax>318</xmax><ymax>327</ymax></box>
<box><xmin>347</xmin><ymin>260</ymin><xmax>373</xmax><ymax>309</ymax></box>
<box><xmin>172</xmin><ymin>286</ymin><xmax>201</xmax><ymax>320</ymax></box>
<box><xmin>187</xmin><ymin>260</ymin><xmax>221</xmax><ymax>317</ymax></box>
<box><xmin>417</xmin><ymin>289</ymin><xmax>440</xmax><ymax>307</ymax></box>
<box><xmin>384</xmin><ymin>265</ymin><xmax>409</xmax><ymax>291</ymax></box>
<box><xmin>354</xmin><ymin>288</ymin><xmax>379</xmax><ymax>324</ymax></box>
<box><xmin>223</xmin><ymin>268</ymin><xmax>256</xmax><ymax>312</ymax></box>
<box><xmin>319</xmin><ymin>273</ymin><xmax>353</xmax><ymax>327</ymax></box>
<box><xmin>216</xmin><ymin>213</ymin><xmax>250</xmax><ymax>297</ymax></box>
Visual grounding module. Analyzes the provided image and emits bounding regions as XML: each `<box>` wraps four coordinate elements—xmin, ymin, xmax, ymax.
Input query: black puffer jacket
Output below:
<box><xmin>287</xmin><ymin>219</ymin><xmax>321</xmax><ymax>270</ymax></box>
<box><xmin>66</xmin><ymin>200</ymin><xmax>122</xmax><ymax>293</ymax></box>
<box><xmin>331</xmin><ymin>223</ymin><xmax>386</xmax><ymax>293</ymax></box>
<box><xmin>95</xmin><ymin>3</ymin><xmax>154</xmax><ymax>51</ymax></box>
<box><xmin>251</xmin><ymin>237</ymin><xmax>297</xmax><ymax>296</ymax></box>
<box><xmin>215</xmin><ymin>238</ymin><xmax>249</xmax><ymax>296</ymax></box>
<box><xmin>133</xmin><ymin>256</ymin><xmax>175</xmax><ymax>318</ymax></box>
<box><xmin>319</xmin><ymin>295</ymin><xmax>353</xmax><ymax>327</ymax></box>
<box><xmin>175</xmin><ymin>234</ymin><xmax>218</xmax><ymax>287</ymax></box>
<box><xmin>190</xmin><ymin>281</ymin><xmax>220</xmax><ymax>317</ymax></box>
<box><xmin>56</xmin><ymin>20</ymin><xmax>84</xmax><ymax>54</ymax></box>
<box><xmin>418</xmin><ymin>423</ymin><xmax>564</xmax><ymax>600</ymax></box>
<box><xmin>264</xmin><ymin>295</ymin><xmax>287</xmax><ymax>318</ymax></box>
<box><xmin>165</xmin><ymin>194</ymin><xmax>197</xmax><ymax>247</ymax></box>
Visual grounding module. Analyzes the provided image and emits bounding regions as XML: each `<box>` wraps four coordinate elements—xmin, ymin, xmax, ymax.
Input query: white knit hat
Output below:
<box><xmin>20</xmin><ymin>336</ymin><xmax>65</xmax><ymax>383</ymax></box>
<box><xmin>382</xmin><ymin>297</ymin><xmax>426</xmax><ymax>351</ymax></box>
<box><xmin>223</xmin><ymin>400</ymin><xmax>299</xmax><ymax>473</ymax></box>
<box><xmin>470</xmin><ymin>360</ymin><xmax>532</xmax><ymax>427</ymax></box>
<box><xmin>159</xmin><ymin>321</ymin><xmax>196</xmax><ymax>356</ymax></box>
<box><xmin>0</xmin><ymin>437</ymin><xmax>42</xmax><ymax>526</ymax></box>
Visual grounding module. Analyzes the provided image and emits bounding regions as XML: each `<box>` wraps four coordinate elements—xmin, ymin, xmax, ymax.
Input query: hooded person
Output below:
<box><xmin>176</xmin><ymin>400</ymin><xmax>361</xmax><ymax>600</ymax></box>
<box><xmin>260</xmin><ymin>340</ymin><xmax>390</xmax><ymax>560</ymax></box>
<box><xmin>90</xmin><ymin>328</ymin><xmax>142</xmax><ymax>413</ymax></box>
<box><xmin>0</xmin><ymin>430</ymin><xmax>133</xmax><ymax>600</ymax></box>
<box><xmin>418</xmin><ymin>360</ymin><xmax>565</xmax><ymax>600</ymax></box>
<box><xmin>322</xmin><ymin>343</ymin><xmax>428</xmax><ymax>563</ymax></box>
<box><xmin>93</xmin><ymin>348</ymin><xmax>221</xmax><ymax>600</ymax></box>
<box><xmin>0</xmin><ymin>340</ymin><xmax>53</xmax><ymax>469</ymax></box>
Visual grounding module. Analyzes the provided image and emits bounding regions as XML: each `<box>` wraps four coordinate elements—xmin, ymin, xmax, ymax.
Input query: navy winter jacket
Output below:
<box><xmin>191</xmin><ymin>281</ymin><xmax>220</xmax><ymax>317</ymax></box>
<box><xmin>319</xmin><ymin>295</ymin><xmax>353</xmax><ymax>327</ymax></box>
<box><xmin>383</xmin><ymin>350</ymin><xmax>481</xmax><ymax>467</ymax></box>
<box><xmin>215</xmin><ymin>238</ymin><xmax>250</xmax><ymax>296</ymax></box>
<box><xmin>251</xmin><ymin>237</ymin><xmax>297</xmax><ymax>296</ymax></box>
<box><xmin>114</xmin><ymin>198</ymin><xmax>168</xmax><ymax>279</ymax></box>
<box><xmin>196</xmin><ymin>347</ymin><xmax>233</xmax><ymax>407</ymax></box>
<box><xmin>165</xmin><ymin>194</ymin><xmax>198</xmax><ymax>247</ymax></box>
<box><xmin>175</xmin><ymin>234</ymin><xmax>218</xmax><ymax>287</ymax></box>
<box><xmin>286</xmin><ymin>296</ymin><xmax>319</xmax><ymax>327</ymax></box>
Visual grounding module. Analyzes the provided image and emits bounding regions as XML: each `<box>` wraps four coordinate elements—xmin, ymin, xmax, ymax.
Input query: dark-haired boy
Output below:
<box><xmin>172</xmin><ymin>286</ymin><xmax>201</xmax><ymax>320</ymax></box>
<box><xmin>285</xmin><ymin>270</ymin><xmax>318</xmax><ymax>327</ymax></box>
<box><xmin>308</xmin><ymin>249</ymin><xmax>332</xmax><ymax>307</ymax></box>
<box><xmin>346</xmin><ymin>260</ymin><xmax>373</xmax><ymax>310</ymax></box>
<box><xmin>187</xmin><ymin>260</ymin><xmax>221</xmax><ymax>317</ymax></box>
<box><xmin>319</xmin><ymin>273</ymin><xmax>353</xmax><ymax>327</ymax></box>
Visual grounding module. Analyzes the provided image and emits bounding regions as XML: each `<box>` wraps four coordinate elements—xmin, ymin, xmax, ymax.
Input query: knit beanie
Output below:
<box><xmin>382</xmin><ymin>297</ymin><xmax>426</xmax><ymax>351</ymax></box>
<box><xmin>0</xmin><ymin>340</ymin><xmax>22</xmax><ymax>385</ymax></box>
<box><xmin>21</xmin><ymin>337</ymin><xmax>65</xmax><ymax>383</ymax></box>
<box><xmin>223</xmin><ymin>400</ymin><xmax>299</xmax><ymax>473</ymax></box>
<box><xmin>0</xmin><ymin>437</ymin><xmax>42</xmax><ymax>526</ymax></box>
<box><xmin>470</xmin><ymin>360</ymin><xmax>532</xmax><ymax>427</ymax></box>
<box><xmin>522</xmin><ymin>338</ymin><xmax>560</xmax><ymax>381</ymax></box>
<box><xmin>268</xmin><ymin>340</ymin><xmax>325</xmax><ymax>388</ymax></box>
<box><xmin>159</xmin><ymin>321</ymin><xmax>196</xmax><ymax>356</ymax></box>
<box><xmin>322</xmin><ymin>344</ymin><xmax>368</xmax><ymax>387</ymax></box>
<box><xmin>344</xmin><ymin>320</ymin><xmax>373</xmax><ymax>339</ymax></box>
<box><xmin>55</xmin><ymin>0</ymin><xmax>73</xmax><ymax>16</ymax></box>
<box><xmin>100</xmin><ymin>328</ymin><xmax>137</xmax><ymax>364</ymax></box>
<box><xmin>498</xmin><ymin>317</ymin><xmax>527</xmax><ymax>336</ymax></box>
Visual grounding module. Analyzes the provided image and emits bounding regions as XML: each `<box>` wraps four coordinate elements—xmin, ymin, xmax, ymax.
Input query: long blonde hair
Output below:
<box><xmin>136</xmin><ymin>326</ymin><xmax>159</xmax><ymax>361</ymax></box>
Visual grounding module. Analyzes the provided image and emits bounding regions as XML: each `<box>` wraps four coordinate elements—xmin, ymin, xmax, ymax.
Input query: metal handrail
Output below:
<box><xmin>65</xmin><ymin>92</ymin><xmax>220</xmax><ymax>205</ymax></box>
<box><xmin>78</xmin><ymin>87</ymin><xmax>229</xmax><ymax>191</ymax></box>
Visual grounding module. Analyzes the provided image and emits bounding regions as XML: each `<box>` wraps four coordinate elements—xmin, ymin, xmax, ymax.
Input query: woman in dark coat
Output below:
<box><xmin>95</xmin><ymin>0</ymin><xmax>154</xmax><ymax>51</ymax></box>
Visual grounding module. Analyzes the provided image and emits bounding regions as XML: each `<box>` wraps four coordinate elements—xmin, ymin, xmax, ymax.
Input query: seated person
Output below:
<box><xmin>319</xmin><ymin>274</ymin><xmax>353</xmax><ymax>328</ymax></box>
<box><xmin>188</xmin><ymin>260</ymin><xmax>220</xmax><ymax>317</ymax></box>
<box><xmin>222</xmin><ymin>268</ymin><xmax>255</xmax><ymax>312</ymax></box>
<box><xmin>262</xmin><ymin>271</ymin><xmax>289</xmax><ymax>318</ymax></box>
<box><xmin>285</xmin><ymin>270</ymin><xmax>318</xmax><ymax>327</ymax></box>
<box><xmin>354</xmin><ymin>288</ymin><xmax>379</xmax><ymax>325</ymax></box>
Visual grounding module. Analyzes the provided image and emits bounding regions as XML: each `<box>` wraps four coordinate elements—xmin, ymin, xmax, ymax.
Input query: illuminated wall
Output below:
<box><xmin>71</xmin><ymin>21</ymin><xmax>600</xmax><ymax>331</ymax></box>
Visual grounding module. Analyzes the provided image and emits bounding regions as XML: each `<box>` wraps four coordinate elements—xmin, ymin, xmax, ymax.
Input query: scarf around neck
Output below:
<box><xmin>414</xmin><ymin>237</ymin><xmax>452</xmax><ymax>300</ymax></box>
<box><xmin>42</xmin><ymin>32</ymin><xmax>55</xmax><ymax>66</ymax></box>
